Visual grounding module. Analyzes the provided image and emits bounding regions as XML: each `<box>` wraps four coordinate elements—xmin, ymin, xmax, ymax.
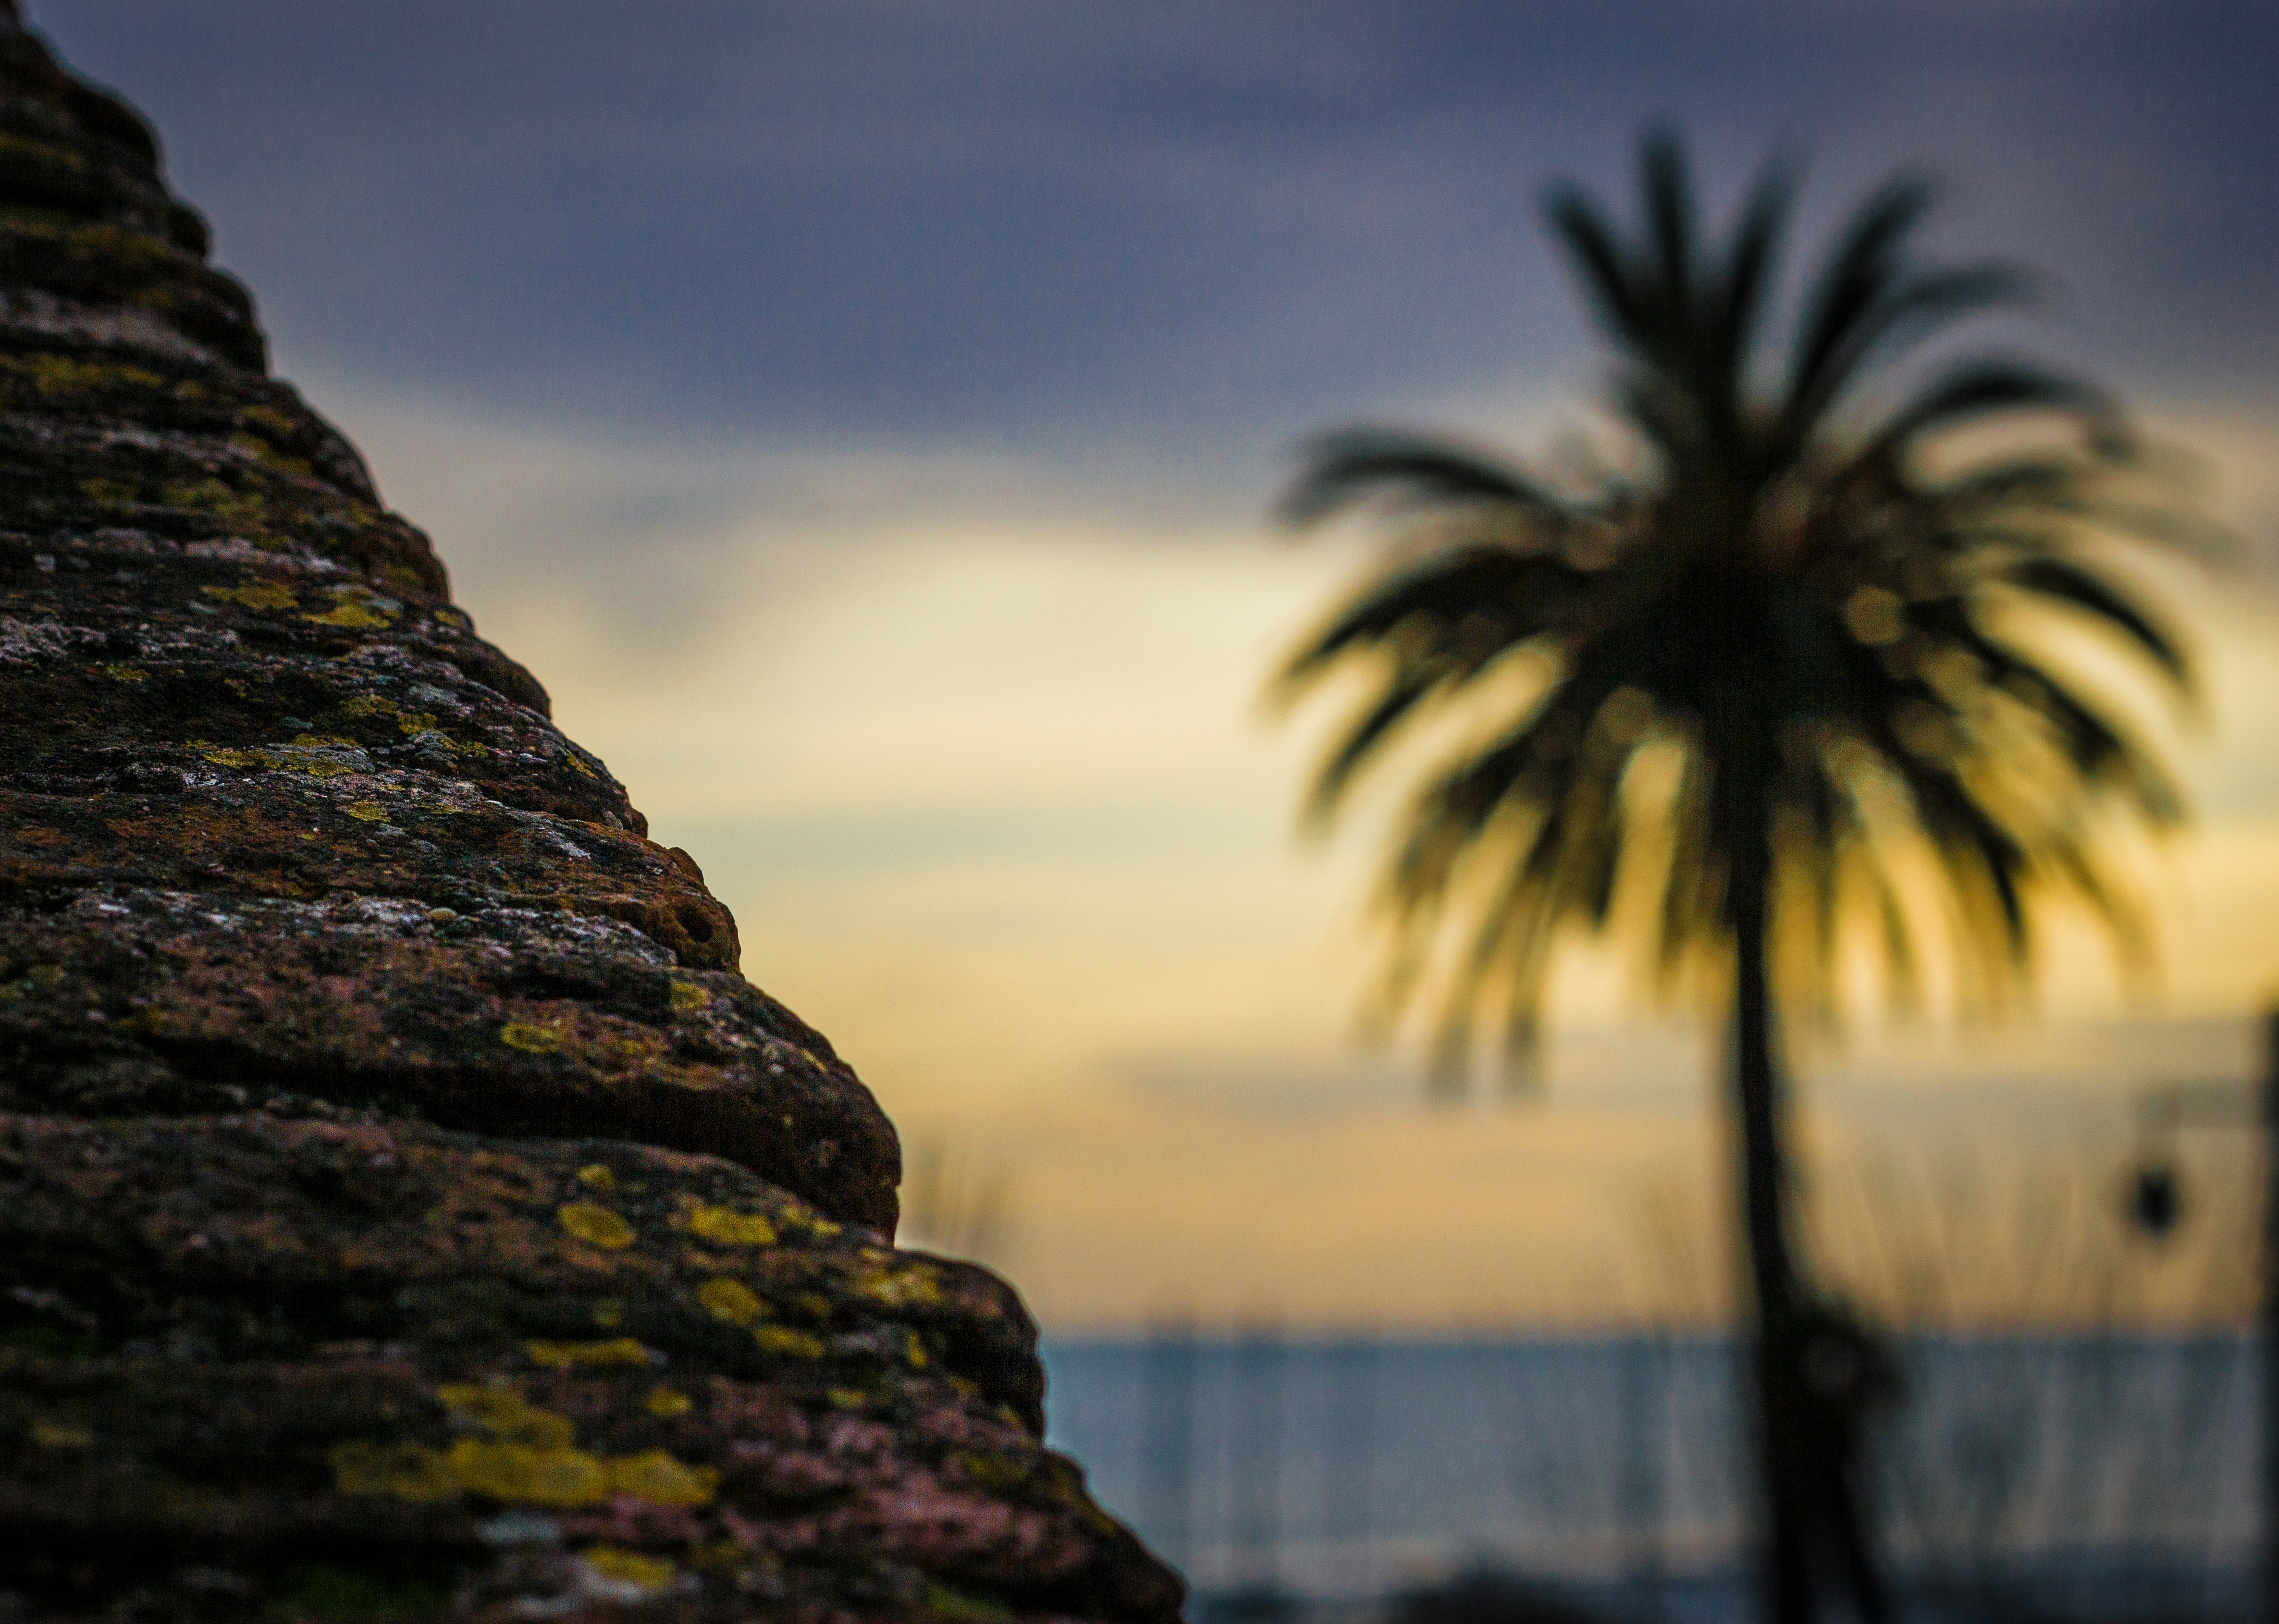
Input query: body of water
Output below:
<box><xmin>1041</xmin><ymin>1331</ymin><xmax>2260</xmax><ymax>1620</ymax></box>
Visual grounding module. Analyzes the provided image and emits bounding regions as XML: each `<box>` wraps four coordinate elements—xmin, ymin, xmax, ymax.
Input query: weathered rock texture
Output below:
<box><xmin>0</xmin><ymin>10</ymin><xmax>1181</xmax><ymax>1621</ymax></box>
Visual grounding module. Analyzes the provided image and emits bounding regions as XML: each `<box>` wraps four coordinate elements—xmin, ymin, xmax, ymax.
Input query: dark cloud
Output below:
<box><xmin>26</xmin><ymin>0</ymin><xmax>2279</xmax><ymax>465</ymax></box>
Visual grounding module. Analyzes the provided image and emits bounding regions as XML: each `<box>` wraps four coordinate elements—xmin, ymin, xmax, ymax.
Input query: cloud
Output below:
<box><xmin>32</xmin><ymin>0</ymin><xmax>2279</xmax><ymax>450</ymax></box>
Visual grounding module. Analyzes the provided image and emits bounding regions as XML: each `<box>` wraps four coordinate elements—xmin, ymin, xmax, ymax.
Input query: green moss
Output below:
<box><xmin>951</xmin><ymin>1451</ymin><xmax>1033</xmax><ymax>1494</ymax></box>
<box><xmin>0</xmin><ymin>351</ymin><xmax>165</xmax><ymax>396</ymax></box>
<box><xmin>0</xmin><ymin>130</ymin><xmax>88</xmax><ymax>173</ymax></box>
<box><xmin>924</xmin><ymin>1580</ymin><xmax>1015</xmax><ymax>1623</ymax></box>
<box><xmin>65</xmin><ymin>222</ymin><xmax>173</xmax><ymax>265</ymax></box>
<box><xmin>0</xmin><ymin>201</ymin><xmax>78</xmax><ymax>231</ymax></box>
<box><xmin>163</xmin><ymin>475</ymin><xmax>268</xmax><ymax>527</ymax></box>
<box><xmin>202</xmin><ymin>581</ymin><xmax>298</xmax><ymax>611</ymax></box>
<box><xmin>0</xmin><ymin>1319</ymin><xmax>100</xmax><ymax>1357</ymax></box>
<box><xmin>276</xmin><ymin>1563</ymin><xmax>451</xmax><ymax>1622</ymax></box>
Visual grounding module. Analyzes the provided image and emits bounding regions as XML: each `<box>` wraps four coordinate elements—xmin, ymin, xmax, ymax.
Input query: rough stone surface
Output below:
<box><xmin>0</xmin><ymin>10</ymin><xmax>1181</xmax><ymax>1620</ymax></box>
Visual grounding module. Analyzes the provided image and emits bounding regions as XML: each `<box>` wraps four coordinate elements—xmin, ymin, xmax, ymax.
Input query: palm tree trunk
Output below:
<box><xmin>1731</xmin><ymin>854</ymin><xmax>1814</xmax><ymax>1624</ymax></box>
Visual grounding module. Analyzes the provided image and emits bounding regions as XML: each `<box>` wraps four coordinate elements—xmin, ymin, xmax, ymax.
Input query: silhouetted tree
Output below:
<box><xmin>1275</xmin><ymin>130</ymin><xmax>2205</xmax><ymax>1624</ymax></box>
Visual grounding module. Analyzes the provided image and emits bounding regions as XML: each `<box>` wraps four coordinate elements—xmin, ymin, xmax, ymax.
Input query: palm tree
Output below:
<box><xmin>1275</xmin><ymin>131</ymin><xmax>2203</xmax><ymax>1624</ymax></box>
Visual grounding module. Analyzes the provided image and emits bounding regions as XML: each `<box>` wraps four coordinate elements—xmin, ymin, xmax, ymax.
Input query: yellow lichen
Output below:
<box><xmin>577</xmin><ymin>1163</ymin><xmax>616</xmax><ymax>1190</ymax></box>
<box><xmin>667</xmin><ymin>982</ymin><xmax>711</xmax><ymax>1014</ymax></box>
<box><xmin>236</xmin><ymin>403</ymin><xmax>300</xmax><ymax>437</ymax></box>
<box><xmin>523</xmin><ymin>1337</ymin><xmax>652</xmax><ymax>1369</ymax></box>
<box><xmin>686</xmin><ymin>1203</ymin><xmax>774</xmax><ymax>1247</ymax></box>
<box><xmin>855</xmin><ymin>1262</ymin><xmax>942</xmax><ymax>1308</ymax></box>
<box><xmin>581</xmin><ymin>1547</ymin><xmax>676</xmax><ymax>1591</ymax></box>
<box><xmin>645</xmin><ymin>1386</ymin><xmax>692</xmax><ymax>1418</ymax></box>
<box><xmin>697</xmin><ymin>1278</ymin><xmax>761</xmax><ymax>1326</ymax></box>
<box><xmin>304</xmin><ymin>592</ymin><xmax>395</xmax><ymax>630</ymax></box>
<box><xmin>98</xmin><ymin>663</ymin><xmax>146</xmax><ymax>683</ymax></box>
<box><xmin>201</xmin><ymin>580</ymin><xmax>298</xmax><ymax>612</ymax></box>
<box><xmin>592</xmin><ymin>1301</ymin><xmax>624</xmax><ymax>1329</ymax></box>
<box><xmin>443</xmin><ymin>1436</ymin><xmax>608</xmax><ymax>1505</ymax></box>
<box><xmin>230</xmin><ymin>432</ymin><xmax>313</xmax><ymax>476</ymax></box>
<box><xmin>0</xmin><ymin>134</ymin><xmax>87</xmax><ymax>173</ymax></box>
<box><xmin>501</xmin><ymin>1022</ymin><xmax>567</xmax><ymax>1055</ymax></box>
<box><xmin>826</xmin><ymin>1387</ymin><xmax>869</xmax><ymax>1409</ymax></box>
<box><xmin>346</xmin><ymin>801</ymin><xmax>387</xmax><ymax>822</ymax></box>
<box><xmin>557</xmin><ymin>1203</ymin><xmax>634</xmax><ymax>1249</ymax></box>
<box><xmin>755</xmin><ymin>1326</ymin><xmax>827</xmax><ymax>1360</ymax></box>
<box><xmin>340</xmin><ymin>694</ymin><xmax>397</xmax><ymax>719</ymax></box>
<box><xmin>29</xmin><ymin>1417</ymin><xmax>92</xmax><ymax>1449</ymax></box>
<box><xmin>277</xmin><ymin>748</ymin><xmax>357</xmax><ymax>779</ymax></box>
<box><xmin>924</xmin><ymin>1581</ymin><xmax>1014</xmax><ymax>1623</ymax></box>
<box><xmin>197</xmin><ymin>746</ymin><xmax>272</xmax><ymax>770</ymax></box>
<box><xmin>70</xmin><ymin>221</ymin><xmax>178</xmax><ymax>264</ymax></box>
<box><xmin>333</xmin><ymin>1383</ymin><xmax>719</xmax><ymax>1511</ymax></box>
<box><xmin>6</xmin><ymin>353</ymin><xmax>161</xmax><ymax>397</ymax></box>
<box><xmin>163</xmin><ymin>477</ymin><xmax>267</xmax><ymax>526</ymax></box>
<box><xmin>330</xmin><ymin>1439</ymin><xmax>460</xmax><ymax>1502</ymax></box>
<box><xmin>437</xmin><ymin>1384</ymin><xmax>574</xmax><ymax>1448</ymax></box>
<box><xmin>604</xmin><ymin>1452</ymin><xmax>719</xmax><ymax>1507</ymax></box>
<box><xmin>776</xmin><ymin>1208</ymin><xmax>841</xmax><ymax>1241</ymax></box>
<box><xmin>953</xmin><ymin>1451</ymin><xmax>1033</xmax><ymax>1493</ymax></box>
<box><xmin>431</xmin><ymin>607</ymin><xmax>472</xmax><ymax>630</ymax></box>
<box><xmin>78</xmin><ymin>476</ymin><xmax>136</xmax><ymax>505</ymax></box>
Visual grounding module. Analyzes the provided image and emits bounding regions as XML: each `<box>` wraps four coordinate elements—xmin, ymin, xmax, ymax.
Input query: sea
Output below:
<box><xmin>1039</xmin><ymin>1331</ymin><xmax>2262</xmax><ymax>1623</ymax></box>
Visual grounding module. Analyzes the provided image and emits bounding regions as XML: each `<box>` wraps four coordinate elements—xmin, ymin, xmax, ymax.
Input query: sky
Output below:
<box><xmin>32</xmin><ymin>1</ymin><xmax>2279</xmax><ymax>1329</ymax></box>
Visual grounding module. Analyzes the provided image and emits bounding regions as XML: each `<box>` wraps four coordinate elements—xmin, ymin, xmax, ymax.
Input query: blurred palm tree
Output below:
<box><xmin>1275</xmin><ymin>130</ymin><xmax>2207</xmax><ymax>1624</ymax></box>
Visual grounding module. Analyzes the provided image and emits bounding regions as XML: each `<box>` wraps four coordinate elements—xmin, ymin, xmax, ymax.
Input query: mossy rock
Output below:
<box><xmin>0</xmin><ymin>4</ymin><xmax>1179</xmax><ymax>1618</ymax></box>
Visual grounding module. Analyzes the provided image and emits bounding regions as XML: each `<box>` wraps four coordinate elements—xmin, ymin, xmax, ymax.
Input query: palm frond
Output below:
<box><xmin>1866</xmin><ymin>360</ymin><xmax>2118</xmax><ymax>462</ymax></box>
<box><xmin>1542</xmin><ymin>182</ymin><xmax>1651</xmax><ymax>354</ymax></box>
<box><xmin>1641</xmin><ymin>125</ymin><xmax>1698</xmax><ymax>327</ymax></box>
<box><xmin>1786</xmin><ymin>174</ymin><xmax>1936</xmax><ymax>420</ymax></box>
<box><xmin>1276</xmin><ymin>544</ymin><xmax>1601</xmax><ymax>693</ymax></box>
<box><xmin>1710</xmin><ymin>152</ymin><xmax>1795</xmax><ymax>385</ymax></box>
<box><xmin>1280</xmin><ymin>430</ymin><xmax>1575</xmax><ymax>528</ymax></box>
<box><xmin>1785</xmin><ymin>263</ymin><xmax>2039</xmax><ymax>439</ymax></box>
<box><xmin>2003</xmin><ymin>555</ymin><xmax>2189</xmax><ymax>683</ymax></box>
<box><xmin>1300</xmin><ymin>669</ymin><xmax>1446</xmax><ymax>826</ymax></box>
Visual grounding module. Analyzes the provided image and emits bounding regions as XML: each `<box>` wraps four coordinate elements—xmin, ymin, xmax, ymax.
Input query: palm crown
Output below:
<box><xmin>1279</xmin><ymin>133</ymin><xmax>2198</xmax><ymax>1093</ymax></box>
